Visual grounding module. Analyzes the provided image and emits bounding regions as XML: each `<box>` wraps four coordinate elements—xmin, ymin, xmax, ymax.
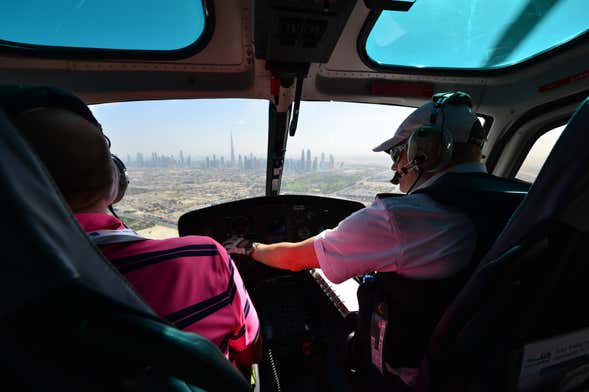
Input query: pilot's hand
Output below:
<box><xmin>223</xmin><ymin>236</ymin><xmax>256</xmax><ymax>256</ymax></box>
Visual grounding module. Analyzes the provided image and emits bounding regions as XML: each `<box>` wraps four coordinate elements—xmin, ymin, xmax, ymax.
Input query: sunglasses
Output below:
<box><xmin>389</xmin><ymin>143</ymin><xmax>407</xmax><ymax>163</ymax></box>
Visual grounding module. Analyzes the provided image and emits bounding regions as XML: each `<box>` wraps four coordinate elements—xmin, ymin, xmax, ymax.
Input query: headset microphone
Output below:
<box><xmin>398</xmin><ymin>164</ymin><xmax>412</xmax><ymax>177</ymax></box>
<box><xmin>390</xmin><ymin>172</ymin><xmax>401</xmax><ymax>185</ymax></box>
<box><xmin>390</xmin><ymin>157</ymin><xmax>423</xmax><ymax>185</ymax></box>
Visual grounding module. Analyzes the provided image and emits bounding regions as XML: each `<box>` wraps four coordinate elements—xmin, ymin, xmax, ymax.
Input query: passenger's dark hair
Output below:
<box><xmin>14</xmin><ymin>107</ymin><xmax>114</xmax><ymax>212</ymax></box>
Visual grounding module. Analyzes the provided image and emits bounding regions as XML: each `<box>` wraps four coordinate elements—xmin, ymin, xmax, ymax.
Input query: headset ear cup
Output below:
<box><xmin>407</xmin><ymin>125</ymin><xmax>454</xmax><ymax>172</ymax></box>
<box><xmin>406</xmin><ymin>130</ymin><xmax>420</xmax><ymax>164</ymax></box>
<box><xmin>437</xmin><ymin>128</ymin><xmax>454</xmax><ymax>171</ymax></box>
<box><xmin>110</xmin><ymin>155</ymin><xmax>128</xmax><ymax>205</ymax></box>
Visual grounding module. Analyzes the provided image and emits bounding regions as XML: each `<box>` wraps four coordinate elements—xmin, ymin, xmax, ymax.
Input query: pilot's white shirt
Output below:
<box><xmin>314</xmin><ymin>162</ymin><xmax>487</xmax><ymax>284</ymax></box>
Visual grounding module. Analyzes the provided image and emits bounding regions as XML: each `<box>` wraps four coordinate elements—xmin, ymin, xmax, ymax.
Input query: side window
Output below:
<box><xmin>516</xmin><ymin>125</ymin><xmax>565</xmax><ymax>182</ymax></box>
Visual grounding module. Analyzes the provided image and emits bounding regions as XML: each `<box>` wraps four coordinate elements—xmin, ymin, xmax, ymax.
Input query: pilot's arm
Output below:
<box><xmin>225</xmin><ymin>200</ymin><xmax>402</xmax><ymax>284</ymax></box>
<box><xmin>251</xmin><ymin>236</ymin><xmax>320</xmax><ymax>271</ymax></box>
<box><xmin>224</xmin><ymin>236</ymin><xmax>320</xmax><ymax>271</ymax></box>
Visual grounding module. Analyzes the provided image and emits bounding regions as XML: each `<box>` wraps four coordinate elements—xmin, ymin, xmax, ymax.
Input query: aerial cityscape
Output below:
<box><xmin>115</xmin><ymin>141</ymin><xmax>397</xmax><ymax>238</ymax></box>
<box><xmin>114</xmin><ymin>130</ymin><xmax>544</xmax><ymax>239</ymax></box>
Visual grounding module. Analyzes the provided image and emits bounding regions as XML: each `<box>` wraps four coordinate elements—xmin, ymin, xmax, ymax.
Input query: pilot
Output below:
<box><xmin>11</xmin><ymin>86</ymin><xmax>262</xmax><ymax>368</ymax></box>
<box><xmin>225</xmin><ymin>91</ymin><xmax>529</xmax><ymax>387</ymax></box>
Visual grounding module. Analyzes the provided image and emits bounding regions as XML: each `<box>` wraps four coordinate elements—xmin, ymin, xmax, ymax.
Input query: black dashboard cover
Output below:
<box><xmin>178</xmin><ymin>194</ymin><xmax>364</xmax><ymax>244</ymax></box>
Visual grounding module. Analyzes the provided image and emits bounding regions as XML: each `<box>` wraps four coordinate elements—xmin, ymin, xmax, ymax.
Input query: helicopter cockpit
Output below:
<box><xmin>1</xmin><ymin>0</ymin><xmax>589</xmax><ymax>391</ymax></box>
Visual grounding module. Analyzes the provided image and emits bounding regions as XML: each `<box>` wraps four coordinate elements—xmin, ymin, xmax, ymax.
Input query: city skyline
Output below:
<box><xmin>123</xmin><ymin>128</ymin><xmax>340</xmax><ymax>171</ymax></box>
<box><xmin>125</xmin><ymin>146</ymin><xmax>339</xmax><ymax>173</ymax></box>
<box><xmin>92</xmin><ymin>99</ymin><xmax>414</xmax><ymax>162</ymax></box>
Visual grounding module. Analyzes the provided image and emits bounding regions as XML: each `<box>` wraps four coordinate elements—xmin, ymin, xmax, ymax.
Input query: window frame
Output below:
<box><xmin>512</xmin><ymin>120</ymin><xmax>567</xmax><ymax>183</ymax></box>
<box><xmin>0</xmin><ymin>0</ymin><xmax>214</xmax><ymax>60</ymax></box>
<box><xmin>486</xmin><ymin>91</ymin><xmax>589</xmax><ymax>178</ymax></box>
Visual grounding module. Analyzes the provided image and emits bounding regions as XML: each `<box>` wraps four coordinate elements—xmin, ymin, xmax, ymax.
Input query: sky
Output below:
<box><xmin>91</xmin><ymin>99</ymin><xmax>416</xmax><ymax>163</ymax></box>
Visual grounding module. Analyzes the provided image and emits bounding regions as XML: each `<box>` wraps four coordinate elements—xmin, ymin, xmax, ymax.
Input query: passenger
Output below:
<box><xmin>12</xmin><ymin>87</ymin><xmax>262</xmax><ymax>367</ymax></box>
<box><xmin>225</xmin><ymin>91</ymin><xmax>528</xmax><ymax>386</ymax></box>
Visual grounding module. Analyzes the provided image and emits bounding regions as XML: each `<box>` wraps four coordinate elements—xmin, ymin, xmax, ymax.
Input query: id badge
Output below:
<box><xmin>370</xmin><ymin>301</ymin><xmax>388</xmax><ymax>374</ymax></box>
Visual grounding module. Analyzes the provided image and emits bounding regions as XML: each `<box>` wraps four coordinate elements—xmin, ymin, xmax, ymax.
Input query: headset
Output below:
<box><xmin>103</xmin><ymin>136</ymin><xmax>129</xmax><ymax>205</ymax></box>
<box><xmin>0</xmin><ymin>85</ymin><xmax>129</xmax><ymax>206</ymax></box>
<box><xmin>405</xmin><ymin>91</ymin><xmax>483</xmax><ymax>173</ymax></box>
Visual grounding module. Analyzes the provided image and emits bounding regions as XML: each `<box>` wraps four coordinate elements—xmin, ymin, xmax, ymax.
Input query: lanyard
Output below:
<box><xmin>87</xmin><ymin>228</ymin><xmax>147</xmax><ymax>245</ymax></box>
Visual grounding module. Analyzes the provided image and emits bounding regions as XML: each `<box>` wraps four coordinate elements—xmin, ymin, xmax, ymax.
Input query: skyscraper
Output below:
<box><xmin>230</xmin><ymin>132</ymin><xmax>235</xmax><ymax>164</ymax></box>
<box><xmin>300</xmin><ymin>149</ymin><xmax>305</xmax><ymax>171</ymax></box>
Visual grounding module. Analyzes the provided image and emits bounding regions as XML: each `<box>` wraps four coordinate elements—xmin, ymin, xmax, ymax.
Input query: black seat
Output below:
<box><xmin>418</xmin><ymin>97</ymin><xmax>589</xmax><ymax>392</ymax></box>
<box><xmin>0</xmin><ymin>108</ymin><xmax>251</xmax><ymax>391</ymax></box>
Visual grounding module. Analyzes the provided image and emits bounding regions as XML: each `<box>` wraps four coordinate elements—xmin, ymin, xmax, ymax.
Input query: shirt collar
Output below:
<box><xmin>410</xmin><ymin>162</ymin><xmax>488</xmax><ymax>194</ymax></box>
<box><xmin>75</xmin><ymin>212</ymin><xmax>126</xmax><ymax>232</ymax></box>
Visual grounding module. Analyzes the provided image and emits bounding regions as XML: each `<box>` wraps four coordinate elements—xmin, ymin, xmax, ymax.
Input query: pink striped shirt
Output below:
<box><xmin>75</xmin><ymin>213</ymin><xmax>259</xmax><ymax>358</ymax></box>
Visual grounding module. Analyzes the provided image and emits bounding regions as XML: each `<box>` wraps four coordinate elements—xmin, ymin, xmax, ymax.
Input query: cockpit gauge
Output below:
<box><xmin>229</xmin><ymin>215</ymin><xmax>250</xmax><ymax>237</ymax></box>
<box><xmin>296</xmin><ymin>227</ymin><xmax>312</xmax><ymax>240</ymax></box>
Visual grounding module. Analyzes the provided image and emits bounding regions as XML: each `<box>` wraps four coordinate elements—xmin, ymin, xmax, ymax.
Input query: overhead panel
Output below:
<box><xmin>255</xmin><ymin>0</ymin><xmax>357</xmax><ymax>63</ymax></box>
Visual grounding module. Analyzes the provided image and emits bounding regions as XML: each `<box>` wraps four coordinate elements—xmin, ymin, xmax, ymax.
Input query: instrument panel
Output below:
<box><xmin>178</xmin><ymin>194</ymin><xmax>364</xmax><ymax>244</ymax></box>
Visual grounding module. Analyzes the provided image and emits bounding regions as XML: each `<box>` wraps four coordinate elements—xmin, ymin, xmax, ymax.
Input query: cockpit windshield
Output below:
<box><xmin>281</xmin><ymin>101</ymin><xmax>415</xmax><ymax>205</ymax></box>
<box><xmin>90</xmin><ymin>99</ymin><xmax>416</xmax><ymax>235</ymax></box>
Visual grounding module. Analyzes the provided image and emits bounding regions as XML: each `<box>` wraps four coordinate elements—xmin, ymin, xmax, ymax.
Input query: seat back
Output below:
<box><xmin>419</xmin><ymin>97</ymin><xmax>589</xmax><ymax>391</ymax></box>
<box><xmin>0</xmin><ymin>107</ymin><xmax>250</xmax><ymax>392</ymax></box>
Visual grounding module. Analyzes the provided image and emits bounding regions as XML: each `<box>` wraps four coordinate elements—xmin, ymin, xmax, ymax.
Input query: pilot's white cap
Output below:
<box><xmin>372</xmin><ymin>99</ymin><xmax>480</xmax><ymax>152</ymax></box>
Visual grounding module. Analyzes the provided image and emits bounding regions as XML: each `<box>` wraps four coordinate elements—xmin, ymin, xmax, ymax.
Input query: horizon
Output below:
<box><xmin>91</xmin><ymin>99</ymin><xmax>414</xmax><ymax>161</ymax></box>
<box><xmin>91</xmin><ymin>98</ymin><xmax>561</xmax><ymax>176</ymax></box>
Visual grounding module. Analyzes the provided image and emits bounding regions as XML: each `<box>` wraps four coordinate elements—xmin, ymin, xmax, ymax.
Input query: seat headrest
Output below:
<box><xmin>0</xmin><ymin>108</ymin><xmax>154</xmax><ymax>318</ymax></box>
